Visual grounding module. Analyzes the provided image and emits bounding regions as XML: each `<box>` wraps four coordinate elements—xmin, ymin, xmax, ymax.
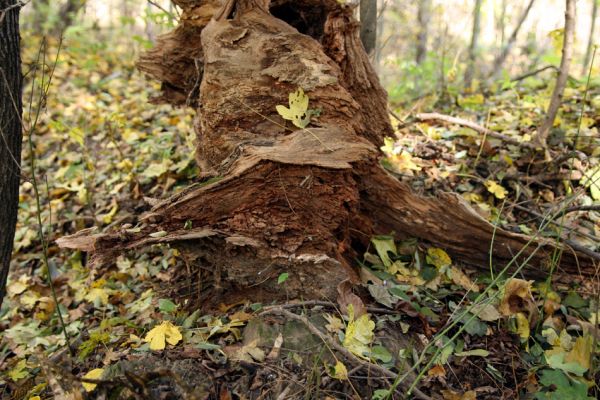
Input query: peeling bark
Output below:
<box><xmin>59</xmin><ymin>0</ymin><xmax>597</xmax><ymax>305</ymax></box>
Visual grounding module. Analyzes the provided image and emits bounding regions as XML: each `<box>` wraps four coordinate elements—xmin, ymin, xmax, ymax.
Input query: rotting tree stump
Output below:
<box><xmin>58</xmin><ymin>0</ymin><xmax>597</xmax><ymax>305</ymax></box>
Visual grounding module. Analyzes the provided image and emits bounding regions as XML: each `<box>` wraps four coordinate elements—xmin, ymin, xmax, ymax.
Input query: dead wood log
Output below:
<box><xmin>58</xmin><ymin>0</ymin><xmax>597</xmax><ymax>305</ymax></box>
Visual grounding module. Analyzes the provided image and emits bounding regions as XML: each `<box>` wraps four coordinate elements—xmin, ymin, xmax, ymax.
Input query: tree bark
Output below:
<box><xmin>360</xmin><ymin>0</ymin><xmax>377</xmax><ymax>56</ymax></box>
<box><xmin>582</xmin><ymin>0</ymin><xmax>598</xmax><ymax>76</ymax></box>
<box><xmin>489</xmin><ymin>0</ymin><xmax>536</xmax><ymax>79</ymax></box>
<box><xmin>535</xmin><ymin>0</ymin><xmax>575</xmax><ymax>148</ymax></box>
<box><xmin>416</xmin><ymin>0</ymin><xmax>431</xmax><ymax>64</ymax></box>
<box><xmin>464</xmin><ymin>0</ymin><xmax>483</xmax><ymax>89</ymax></box>
<box><xmin>0</xmin><ymin>0</ymin><xmax>23</xmax><ymax>309</ymax></box>
<box><xmin>58</xmin><ymin>0</ymin><xmax>597</xmax><ymax>306</ymax></box>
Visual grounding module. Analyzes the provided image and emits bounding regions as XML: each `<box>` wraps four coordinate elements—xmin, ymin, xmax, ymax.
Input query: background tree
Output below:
<box><xmin>416</xmin><ymin>0</ymin><xmax>431</xmax><ymax>64</ymax></box>
<box><xmin>536</xmin><ymin>0</ymin><xmax>575</xmax><ymax>147</ymax></box>
<box><xmin>464</xmin><ymin>0</ymin><xmax>483</xmax><ymax>89</ymax></box>
<box><xmin>489</xmin><ymin>0</ymin><xmax>536</xmax><ymax>78</ymax></box>
<box><xmin>0</xmin><ymin>0</ymin><xmax>23</xmax><ymax>308</ymax></box>
<box><xmin>360</xmin><ymin>0</ymin><xmax>377</xmax><ymax>56</ymax></box>
<box><xmin>582</xmin><ymin>0</ymin><xmax>598</xmax><ymax>75</ymax></box>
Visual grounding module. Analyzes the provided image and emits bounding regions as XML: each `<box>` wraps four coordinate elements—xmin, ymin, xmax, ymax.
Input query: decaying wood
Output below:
<box><xmin>58</xmin><ymin>0</ymin><xmax>597</xmax><ymax>304</ymax></box>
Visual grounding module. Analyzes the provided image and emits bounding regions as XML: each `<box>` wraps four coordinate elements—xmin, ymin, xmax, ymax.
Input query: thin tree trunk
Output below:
<box><xmin>0</xmin><ymin>0</ymin><xmax>23</xmax><ymax>308</ymax></box>
<box><xmin>582</xmin><ymin>0</ymin><xmax>598</xmax><ymax>75</ymax></box>
<box><xmin>416</xmin><ymin>0</ymin><xmax>431</xmax><ymax>64</ymax></box>
<box><xmin>489</xmin><ymin>0</ymin><xmax>536</xmax><ymax>78</ymax></box>
<box><xmin>464</xmin><ymin>0</ymin><xmax>483</xmax><ymax>89</ymax></box>
<box><xmin>535</xmin><ymin>0</ymin><xmax>575</xmax><ymax>148</ymax></box>
<box><xmin>360</xmin><ymin>0</ymin><xmax>377</xmax><ymax>56</ymax></box>
<box><xmin>56</xmin><ymin>0</ymin><xmax>87</xmax><ymax>35</ymax></box>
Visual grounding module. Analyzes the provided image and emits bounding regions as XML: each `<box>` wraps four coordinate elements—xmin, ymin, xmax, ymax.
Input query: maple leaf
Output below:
<box><xmin>276</xmin><ymin>88</ymin><xmax>315</xmax><ymax>129</ymax></box>
<box><xmin>484</xmin><ymin>180</ymin><xmax>507</xmax><ymax>199</ymax></box>
<box><xmin>343</xmin><ymin>304</ymin><xmax>375</xmax><ymax>359</ymax></box>
<box><xmin>144</xmin><ymin>321</ymin><xmax>183</xmax><ymax>351</ymax></box>
<box><xmin>85</xmin><ymin>287</ymin><xmax>110</xmax><ymax>306</ymax></box>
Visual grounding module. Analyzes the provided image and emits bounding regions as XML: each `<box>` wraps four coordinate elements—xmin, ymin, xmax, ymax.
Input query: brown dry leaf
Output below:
<box><xmin>499</xmin><ymin>278</ymin><xmax>538</xmax><ymax>324</ymax></box>
<box><xmin>229</xmin><ymin>311</ymin><xmax>253</xmax><ymax>322</ymax></box>
<box><xmin>449</xmin><ymin>267</ymin><xmax>479</xmax><ymax>292</ymax></box>
<box><xmin>441</xmin><ymin>389</ymin><xmax>477</xmax><ymax>400</ymax></box>
<box><xmin>337</xmin><ymin>279</ymin><xmax>366</xmax><ymax>318</ymax></box>
<box><xmin>427</xmin><ymin>364</ymin><xmax>446</xmax><ymax>377</ymax></box>
<box><xmin>266</xmin><ymin>333</ymin><xmax>283</xmax><ymax>361</ymax></box>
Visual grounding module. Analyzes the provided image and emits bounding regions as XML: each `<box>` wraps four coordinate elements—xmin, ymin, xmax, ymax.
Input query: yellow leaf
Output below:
<box><xmin>85</xmin><ymin>288</ymin><xmax>110</xmax><ymax>306</ymax></box>
<box><xmin>100</xmin><ymin>203</ymin><xmax>119</xmax><ymax>224</ymax></box>
<box><xmin>276</xmin><ymin>88</ymin><xmax>312</xmax><ymax>129</ymax></box>
<box><xmin>484</xmin><ymin>180</ymin><xmax>507</xmax><ymax>199</ymax></box>
<box><xmin>343</xmin><ymin>304</ymin><xmax>375</xmax><ymax>359</ymax></box>
<box><xmin>332</xmin><ymin>361</ymin><xmax>348</xmax><ymax>380</ymax></box>
<box><xmin>580</xmin><ymin>165</ymin><xmax>600</xmax><ymax>200</ymax></box>
<box><xmin>82</xmin><ymin>368</ymin><xmax>104</xmax><ymax>392</ymax></box>
<box><xmin>144</xmin><ymin>321</ymin><xmax>182</xmax><ymax>351</ymax></box>
<box><xmin>381</xmin><ymin>138</ymin><xmax>422</xmax><ymax>172</ymax></box>
<box><xmin>30</xmin><ymin>397</ymin><xmax>41</xmax><ymax>400</ymax></box>
<box><xmin>564</xmin><ymin>335</ymin><xmax>593</xmax><ymax>372</ymax></box>
<box><xmin>515</xmin><ymin>312</ymin><xmax>530</xmax><ymax>340</ymax></box>
<box><xmin>8</xmin><ymin>359</ymin><xmax>28</xmax><ymax>381</ymax></box>
<box><xmin>426</xmin><ymin>247</ymin><xmax>452</xmax><ymax>269</ymax></box>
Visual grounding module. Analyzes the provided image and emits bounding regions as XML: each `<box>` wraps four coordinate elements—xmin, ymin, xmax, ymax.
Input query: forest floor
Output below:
<box><xmin>1</xmin><ymin>35</ymin><xmax>599</xmax><ymax>400</ymax></box>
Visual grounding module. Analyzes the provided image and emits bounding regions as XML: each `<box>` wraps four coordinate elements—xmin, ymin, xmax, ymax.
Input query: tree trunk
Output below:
<box><xmin>58</xmin><ymin>0</ymin><xmax>597</xmax><ymax>307</ymax></box>
<box><xmin>535</xmin><ymin>0</ymin><xmax>575</xmax><ymax>148</ymax></box>
<box><xmin>416</xmin><ymin>0</ymin><xmax>431</xmax><ymax>64</ymax></box>
<box><xmin>0</xmin><ymin>0</ymin><xmax>23</xmax><ymax>309</ymax></box>
<box><xmin>55</xmin><ymin>0</ymin><xmax>87</xmax><ymax>35</ymax></box>
<box><xmin>582</xmin><ymin>0</ymin><xmax>598</xmax><ymax>76</ymax></box>
<box><xmin>464</xmin><ymin>0</ymin><xmax>483</xmax><ymax>89</ymax></box>
<box><xmin>360</xmin><ymin>0</ymin><xmax>377</xmax><ymax>56</ymax></box>
<box><xmin>489</xmin><ymin>0</ymin><xmax>536</xmax><ymax>79</ymax></box>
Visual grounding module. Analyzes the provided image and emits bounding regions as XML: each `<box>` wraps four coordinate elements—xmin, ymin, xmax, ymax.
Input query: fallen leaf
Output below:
<box><xmin>499</xmin><ymin>279</ymin><xmax>538</xmax><ymax>324</ymax></box>
<box><xmin>330</xmin><ymin>360</ymin><xmax>348</xmax><ymax>380</ymax></box>
<box><xmin>427</xmin><ymin>247</ymin><xmax>452</xmax><ymax>269</ymax></box>
<box><xmin>337</xmin><ymin>280</ymin><xmax>366</xmax><ymax>318</ymax></box>
<box><xmin>343</xmin><ymin>304</ymin><xmax>375</xmax><ymax>359</ymax></box>
<box><xmin>82</xmin><ymin>368</ymin><xmax>104</xmax><ymax>392</ymax></box>
<box><xmin>144</xmin><ymin>321</ymin><xmax>183</xmax><ymax>350</ymax></box>
<box><xmin>276</xmin><ymin>88</ymin><xmax>314</xmax><ymax>129</ymax></box>
<box><xmin>485</xmin><ymin>180</ymin><xmax>507</xmax><ymax>199</ymax></box>
<box><xmin>428</xmin><ymin>364</ymin><xmax>446</xmax><ymax>378</ymax></box>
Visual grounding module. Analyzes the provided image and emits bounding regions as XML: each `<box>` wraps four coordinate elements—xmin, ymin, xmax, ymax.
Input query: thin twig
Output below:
<box><xmin>0</xmin><ymin>0</ymin><xmax>27</xmax><ymax>25</ymax></box>
<box><xmin>410</xmin><ymin>112</ymin><xmax>536</xmax><ymax>149</ymax></box>
<box><xmin>511</xmin><ymin>65</ymin><xmax>559</xmax><ymax>82</ymax></box>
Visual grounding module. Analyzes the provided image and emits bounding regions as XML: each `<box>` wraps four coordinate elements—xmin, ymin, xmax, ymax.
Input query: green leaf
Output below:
<box><xmin>563</xmin><ymin>292</ymin><xmax>587</xmax><ymax>309</ymax></box>
<box><xmin>455</xmin><ymin>349</ymin><xmax>490</xmax><ymax>357</ymax></box>
<box><xmin>369</xmin><ymin>345</ymin><xmax>393</xmax><ymax>363</ymax></box>
<box><xmin>158</xmin><ymin>299</ymin><xmax>177</xmax><ymax>313</ymax></box>
<box><xmin>459</xmin><ymin>313</ymin><xmax>488</xmax><ymax>336</ymax></box>
<box><xmin>277</xmin><ymin>273</ymin><xmax>289</xmax><ymax>284</ymax></box>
